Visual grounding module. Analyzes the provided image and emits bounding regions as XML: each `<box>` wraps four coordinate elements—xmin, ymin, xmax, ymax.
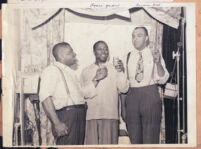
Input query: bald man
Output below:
<box><xmin>39</xmin><ymin>42</ymin><xmax>107</xmax><ymax>145</ymax></box>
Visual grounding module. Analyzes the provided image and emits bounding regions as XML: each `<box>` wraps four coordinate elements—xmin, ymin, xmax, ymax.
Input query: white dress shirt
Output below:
<box><xmin>39</xmin><ymin>61</ymin><xmax>96</xmax><ymax>110</ymax></box>
<box><xmin>81</xmin><ymin>62</ymin><xmax>129</xmax><ymax>120</ymax></box>
<box><xmin>125</xmin><ymin>47</ymin><xmax>169</xmax><ymax>87</ymax></box>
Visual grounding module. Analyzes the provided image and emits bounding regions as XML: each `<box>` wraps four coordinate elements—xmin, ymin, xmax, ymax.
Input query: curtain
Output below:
<box><xmin>32</xmin><ymin>7</ymin><xmax>181</xmax><ymax>30</ymax></box>
<box><xmin>20</xmin><ymin>8</ymin><xmax>65</xmax><ymax>145</ymax></box>
<box><xmin>162</xmin><ymin>24</ymin><xmax>180</xmax><ymax>143</ymax></box>
<box><xmin>144</xmin><ymin>7</ymin><xmax>181</xmax><ymax>29</ymax></box>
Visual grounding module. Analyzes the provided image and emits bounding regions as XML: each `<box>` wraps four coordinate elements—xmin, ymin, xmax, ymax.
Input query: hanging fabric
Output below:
<box><xmin>143</xmin><ymin>7</ymin><xmax>181</xmax><ymax>29</ymax></box>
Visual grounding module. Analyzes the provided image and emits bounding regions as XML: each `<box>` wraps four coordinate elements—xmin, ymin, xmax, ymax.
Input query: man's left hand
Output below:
<box><xmin>114</xmin><ymin>60</ymin><xmax>125</xmax><ymax>72</ymax></box>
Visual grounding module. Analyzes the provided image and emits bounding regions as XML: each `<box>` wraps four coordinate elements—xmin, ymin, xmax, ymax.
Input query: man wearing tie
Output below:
<box><xmin>121</xmin><ymin>27</ymin><xmax>169</xmax><ymax>144</ymax></box>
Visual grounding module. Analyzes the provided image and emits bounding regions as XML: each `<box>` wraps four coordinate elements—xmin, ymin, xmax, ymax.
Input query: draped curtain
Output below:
<box><xmin>20</xmin><ymin>9</ymin><xmax>65</xmax><ymax>145</ymax></box>
<box><xmin>144</xmin><ymin>7</ymin><xmax>181</xmax><ymax>29</ymax></box>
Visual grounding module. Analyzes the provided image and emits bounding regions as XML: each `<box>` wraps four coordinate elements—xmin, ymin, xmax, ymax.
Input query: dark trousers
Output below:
<box><xmin>54</xmin><ymin>104</ymin><xmax>86</xmax><ymax>145</ymax></box>
<box><xmin>125</xmin><ymin>85</ymin><xmax>162</xmax><ymax>144</ymax></box>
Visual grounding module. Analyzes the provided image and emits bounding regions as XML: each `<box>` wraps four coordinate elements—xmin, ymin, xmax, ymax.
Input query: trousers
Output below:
<box><xmin>125</xmin><ymin>85</ymin><xmax>162</xmax><ymax>144</ymax></box>
<box><xmin>54</xmin><ymin>104</ymin><xmax>86</xmax><ymax>145</ymax></box>
<box><xmin>85</xmin><ymin>119</ymin><xmax>119</xmax><ymax>144</ymax></box>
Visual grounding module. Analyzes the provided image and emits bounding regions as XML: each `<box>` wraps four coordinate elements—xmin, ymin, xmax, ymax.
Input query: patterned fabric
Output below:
<box><xmin>20</xmin><ymin>9</ymin><xmax>65</xmax><ymax>73</ymax></box>
<box><xmin>20</xmin><ymin>9</ymin><xmax>65</xmax><ymax>145</ymax></box>
<box><xmin>135</xmin><ymin>52</ymin><xmax>144</xmax><ymax>83</ymax></box>
<box><xmin>144</xmin><ymin>7</ymin><xmax>181</xmax><ymax>29</ymax></box>
<box><xmin>40</xmin><ymin>104</ymin><xmax>55</xmax><ymax>145</ymax></box>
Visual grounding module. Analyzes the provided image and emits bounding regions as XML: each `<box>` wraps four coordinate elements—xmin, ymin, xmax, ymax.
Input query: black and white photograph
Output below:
<box><xmin>2</xmin><ymin>1</ymin><xmax>196</xmax><ymax>147</ymax></box>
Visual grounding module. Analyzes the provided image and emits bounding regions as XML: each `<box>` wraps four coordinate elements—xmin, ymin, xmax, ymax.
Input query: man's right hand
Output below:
<box><xmin>94</xmin><ymin>67</ymin><xmax>108</xmax><ymax>81</ymax></box>
<box><xmin>53</xmin><ymin>121</ymin><xmax>68</xmax><ymax>137</ymax></box>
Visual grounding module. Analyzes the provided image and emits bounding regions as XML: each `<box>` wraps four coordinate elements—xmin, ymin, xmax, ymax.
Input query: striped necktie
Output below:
<box><xmin>135</xmin><ymin>51</ymin><xmax>144</xmax><ymax>83</ymax></box>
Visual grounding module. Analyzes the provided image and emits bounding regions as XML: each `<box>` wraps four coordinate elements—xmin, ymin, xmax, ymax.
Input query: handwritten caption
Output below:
<box><xmin>90</xmin><ymin>3</ymin><xmax>120</xmax><ymax>9</ymax></box>
<box><xmin>136</xmin><ymin>3</ymin><xmax>161</xmax><ymax>7</ymax></box>
<box><xmin>20</xmin><ymin>1</ymin><xmax>160</xmax><ymax>8</ymax></box>
<box><xmin>89</xmin><ymin>3</ymin><xmax>160</xmax><ymax>8</ymax></box>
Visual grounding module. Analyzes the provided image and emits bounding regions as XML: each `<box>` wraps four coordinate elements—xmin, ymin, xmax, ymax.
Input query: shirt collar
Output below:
<box><xmin>54</xmin><ymin>61</ymin><xmax>74</xmax><ymax>72</ymax></box>
<box><xmin>133</xmin><ymin>46</ymin><xmax>149</xmax><ymax>54</ymax></box>
<box><xmin>94</xmin><ymin>61</ymin><xmax>110</xmax><ymax>67</ymax></box>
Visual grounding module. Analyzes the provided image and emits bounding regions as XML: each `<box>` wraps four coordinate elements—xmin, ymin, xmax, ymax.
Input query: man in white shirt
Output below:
<box><xmin>39</xmin><ymin>42</ymin><xmax>107</xmax><ymax>145</ymax></box>
<box><xmin>81</xmin><ymin>41</ymin><xmax>129</xmax><ymax>144</ymax></box>
<box><xmin>121</xmin><ymin>27</ymin><xmax>169</xmax><ymax>144</ymax></box>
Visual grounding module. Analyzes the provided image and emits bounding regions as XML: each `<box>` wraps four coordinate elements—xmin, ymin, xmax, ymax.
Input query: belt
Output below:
<box><xmin>130</xmin><ymin>84</ymin><xmax>157</xmax><ymax>89</ymax></box>
<box><xmin>57</xmin><ymin>104</ymin><xmax>87</xmax><ymax>111</ymax></box>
